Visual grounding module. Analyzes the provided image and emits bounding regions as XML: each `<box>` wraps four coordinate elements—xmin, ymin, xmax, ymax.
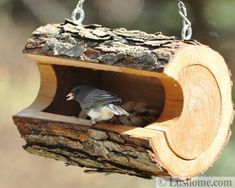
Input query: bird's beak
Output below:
<box><xmin>66</xmin><ymin>93</ymin><xmax>74</xmax><ymax>101</ymax></box>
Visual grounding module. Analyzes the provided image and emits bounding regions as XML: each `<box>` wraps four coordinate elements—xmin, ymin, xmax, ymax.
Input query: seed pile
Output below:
<box><xmin>112</xmin><ymin>101</ymin><xmax>161</xmax><ymax>127</ymax></box>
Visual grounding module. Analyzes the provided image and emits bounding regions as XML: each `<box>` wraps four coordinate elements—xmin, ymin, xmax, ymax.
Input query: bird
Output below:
<box><xmin>66</xmin><ymin>85</ymin><xmax>129</xmax><ymax>124</ymax></box>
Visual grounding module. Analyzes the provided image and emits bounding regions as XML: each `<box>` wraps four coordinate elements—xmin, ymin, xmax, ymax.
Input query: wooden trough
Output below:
<box><xmin>13</xmin><ymin>20</ymin><xmax>233</xmax><ymax>179</ymax></box>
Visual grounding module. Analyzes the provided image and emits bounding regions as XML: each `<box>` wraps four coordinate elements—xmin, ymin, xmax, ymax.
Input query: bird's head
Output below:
<box><xmin>66</xmin><ymin>85</ymin><xmax>91</xmax><ymax>101</ymax></box>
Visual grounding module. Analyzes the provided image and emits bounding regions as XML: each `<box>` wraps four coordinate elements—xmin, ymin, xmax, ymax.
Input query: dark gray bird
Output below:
<box><xmin>66</xmin><ymin>85</ymin><xmax>129</xmax><ymax>124</ymax></box>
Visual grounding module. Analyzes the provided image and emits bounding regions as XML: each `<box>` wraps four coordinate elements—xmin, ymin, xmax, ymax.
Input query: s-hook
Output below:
<box><xmin>177</xmin><ymin>0</ymin><xmax>192</xmax><ymax>40</ymax></box>
<box><xmin>71</xmin><ymin>0</ymin><xmax>85</xmax><ymax>25</ymax></box>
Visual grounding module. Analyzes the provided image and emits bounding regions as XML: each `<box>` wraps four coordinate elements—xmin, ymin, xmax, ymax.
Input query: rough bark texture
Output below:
<box><xmin>24</xmin><ymin>19</ymin><xmax>199</xmax><ymax>73</ymax></box>
<box><xmin>13</xmin><ymin>116</ymin><xmax>168</xmax><ymax>178</ymax></box>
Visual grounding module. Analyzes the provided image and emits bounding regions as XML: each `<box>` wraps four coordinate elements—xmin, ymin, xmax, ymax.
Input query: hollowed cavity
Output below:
<box><xmin>43</xmin><ymin>65</ymin><xmax>167</xmax><ymax>127</ymax></box>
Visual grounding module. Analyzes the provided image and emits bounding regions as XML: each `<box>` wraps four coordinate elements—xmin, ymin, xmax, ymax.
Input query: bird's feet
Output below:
<box><xmin>79</xmin><ymin>110</ymin><xmax>88</xmax><ymax>119</ymax></box>
<box><xmin>91</xmin><ymin>118</ymin><xmax>97</xmax><ymax>125</ymax></box>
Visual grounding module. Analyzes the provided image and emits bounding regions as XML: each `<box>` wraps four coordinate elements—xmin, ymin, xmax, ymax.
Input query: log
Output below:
<box><xmin>13</xmin><ymin>19</ymin><xmax>233</xmax><ymax>179</ymax></box>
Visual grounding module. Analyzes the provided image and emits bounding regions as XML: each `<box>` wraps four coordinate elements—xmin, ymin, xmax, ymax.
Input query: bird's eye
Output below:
<box><xmin>75</xmin><ymin>89</ymin><xmax>81</xmax><ymax>94</ymax></box>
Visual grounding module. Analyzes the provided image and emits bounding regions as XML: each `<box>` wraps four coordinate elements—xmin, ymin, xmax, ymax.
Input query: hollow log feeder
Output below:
<box><xmin>13</xmin><ymin>20</ymin><xmax>233</xmax><ymax>179</ymax></box>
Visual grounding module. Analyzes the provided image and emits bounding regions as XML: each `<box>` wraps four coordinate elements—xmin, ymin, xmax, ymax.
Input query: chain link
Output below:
<box><xmin>71</xmin><ymin>0</ymin><xmax>85</xmax><ymax>25</ymax></box>
<box><xmin>177</xmin><ymin>0</ymin><xmax>192</xmax><ymax>40</ymax></box>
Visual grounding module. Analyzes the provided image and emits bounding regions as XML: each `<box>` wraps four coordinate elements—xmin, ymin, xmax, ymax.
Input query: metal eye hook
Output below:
<box><xmin>177</xmin><ymin>0</ymin><xmax>192</xmax><ymax>40</ymax></box>
<box><xmin>181</xmin><ymin>24</ymin><xmax>192</xmax><ymax>40</ymax></box>
<box><xmin>72</xmin><ymin>0</ymin><xmax>85</xmax><ymax>25</ymax></box>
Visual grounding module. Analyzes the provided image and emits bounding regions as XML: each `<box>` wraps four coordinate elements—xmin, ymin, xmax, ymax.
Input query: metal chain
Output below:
<box><xmin>71</xmin><ymin>0</ymin><xmax>85</xmax><ymax>25</ymax></box>
<box><xmin>71</xmin><ymin>0</ymin><xmax>192</xmax><ymax>39</ymax></box>
<box><xmin>177</xmin><ymin>0</ymin><xmax>192</xmax><ymax>40</ymax></box>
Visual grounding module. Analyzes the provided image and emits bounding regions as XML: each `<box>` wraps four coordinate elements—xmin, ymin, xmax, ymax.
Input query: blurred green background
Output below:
<box><xmin>0</xmin><ymin>0</ymin><xmax>234</xmax><ymax>187</ymax></box>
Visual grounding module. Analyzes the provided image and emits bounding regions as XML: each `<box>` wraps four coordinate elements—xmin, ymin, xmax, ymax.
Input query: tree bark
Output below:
<box><xmin>24</xmin><ymin>19</ymin><xmax>199</xmax><ymax>73</ymax></box>
<box><xmin>14</xmin><ymin>115</ymin><xmax>168</xmax><ymax>178</ymax></box>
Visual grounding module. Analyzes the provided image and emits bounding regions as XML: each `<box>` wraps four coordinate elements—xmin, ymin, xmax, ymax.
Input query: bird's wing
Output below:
<box><xmin>82</xmin><ymin>89</ymin><xmax>121</xmax><ymax>110</ymax></box>
<box><xmin>106</xmin><ymin>104</ymin><xmax>129</xmax><ymax>116</ymax></box>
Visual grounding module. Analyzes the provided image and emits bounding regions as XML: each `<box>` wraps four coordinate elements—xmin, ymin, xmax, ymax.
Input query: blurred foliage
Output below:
<box><xmin>0</xmin><ymin>0</ymin><xmax>234</xmax><ymax>187</ymax></box>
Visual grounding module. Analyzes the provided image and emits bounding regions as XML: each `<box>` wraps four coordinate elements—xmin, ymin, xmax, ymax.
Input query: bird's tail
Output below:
<box><xmin>106</xmin><ymin>104</ymin><xmax>129</xmax><ymax>116</ymax></box>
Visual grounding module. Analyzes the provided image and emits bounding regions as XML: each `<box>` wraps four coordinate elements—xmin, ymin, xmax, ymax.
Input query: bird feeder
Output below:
<box><xmin>13</xmin><ymin>19</ymin><xmax>233</xmax><ymax>179</ymax></box>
